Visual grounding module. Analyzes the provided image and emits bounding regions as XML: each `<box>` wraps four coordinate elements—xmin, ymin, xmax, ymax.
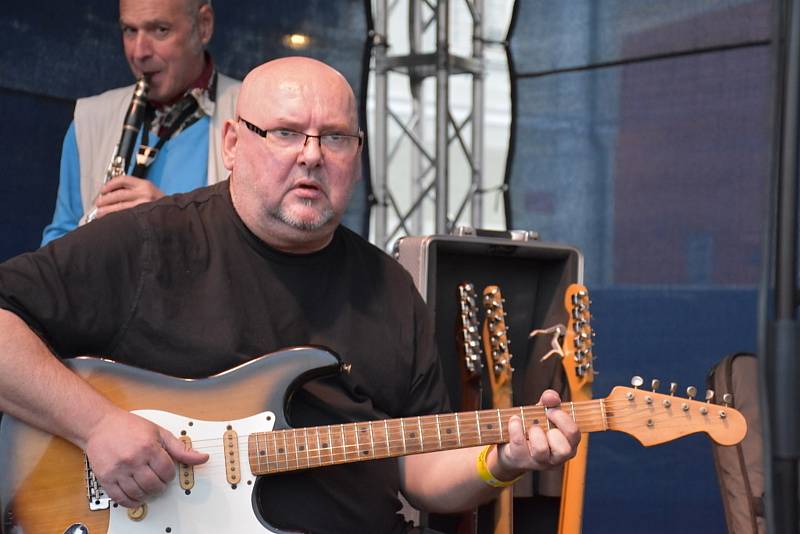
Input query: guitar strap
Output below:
<box><xmin>131</xmin><ymin>95</ymin><xmax>200</xmax><ymax>178</ymax></box>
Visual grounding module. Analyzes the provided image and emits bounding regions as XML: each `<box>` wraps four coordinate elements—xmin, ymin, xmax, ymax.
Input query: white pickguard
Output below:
<box><xmin>105</xmin><ymin>409</ymin><xmax>279</xmax><ymax>534</ymax></box>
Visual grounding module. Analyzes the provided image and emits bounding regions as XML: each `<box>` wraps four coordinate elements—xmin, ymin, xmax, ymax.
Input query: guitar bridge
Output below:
<box><xmin>84</xmin><ymin>453</ymin><xmax>111</xmax><ymax>511</ymax></box>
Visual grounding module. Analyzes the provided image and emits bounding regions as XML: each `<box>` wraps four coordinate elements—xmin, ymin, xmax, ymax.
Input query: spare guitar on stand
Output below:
<box><xmin>557</xmin><ymin>284</ymin><xmax>594</xmax><ymax>534</ymax></box>
<box><xmin>454</xmin><ymin>282</ymin><xmax>485</xmax><ymax>534</ymax></box>
<box><xmin>482</xmin><ymin>285</ymin><xmax>514</xmax><ymax>534</ymax></box>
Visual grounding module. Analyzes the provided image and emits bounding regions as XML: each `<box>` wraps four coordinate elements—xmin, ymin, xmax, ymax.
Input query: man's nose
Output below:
<box><xmin>298</xmin><ymin>135</ymin><xmax>324</xmax><ymax>166</ymax></box>
<box><xmin>131</xmin><ymin>32</ymin><xmax>154</xmax><ymax>61</ymax></box>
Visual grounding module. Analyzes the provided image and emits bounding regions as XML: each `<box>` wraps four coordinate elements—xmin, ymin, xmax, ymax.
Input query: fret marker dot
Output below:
<box><xmin>259</xmin><ymin>450</ymin><xmax>266</xmax><ymax>456</ymax></box>
<box><xmin>533</xmin><ymin>419</ymin><xmax>540</xmax><ymax>425</ymax></box>
<box><xmin>278</xmin><ymin>448</ymin><xmax>285</xmax><ymax>453</ymax></box>
<box><xmin>445</xmin><ymin>428</ymin><xmax>452</xmax><ymax>434</ymax></box>
<box><xmin>322</xmin><ymin>443</ymin><xmax>329</xmax><ymax>448</ymax></box>
<box><xmin>299</xmin><ymin>445</ymin><xmax>305</xmax><ymax>451</ymax></box>
<box><xmin>410</xmin><ymin>432</ymin><xmax>416</xmax><ymax>438</ymax></box>
<box><xmin>487</xmin><ymin>424</ymin><xmax>493</xmax><ymax>430</ymax></box>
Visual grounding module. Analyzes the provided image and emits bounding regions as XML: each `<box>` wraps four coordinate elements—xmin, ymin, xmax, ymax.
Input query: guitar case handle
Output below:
<box><xmin>452</xmin><ymin>226</ymin><xmax>539</xmax><ymax>242</ymax></box>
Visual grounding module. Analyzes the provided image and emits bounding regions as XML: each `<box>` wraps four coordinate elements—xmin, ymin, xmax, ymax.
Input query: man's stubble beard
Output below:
<box><xmin>270</xmin><ymin>198</ymin><xmax>335</xmax><ymax>232</ymax></box>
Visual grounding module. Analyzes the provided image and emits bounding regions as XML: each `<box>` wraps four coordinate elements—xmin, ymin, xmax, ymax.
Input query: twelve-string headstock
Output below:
<box><xmin>605</xmin><ymin>377</ymin><xmax>747</xmax><ymax>446</ymax></box>
<box><xmin>563</xmin><ymin>283</ymin><xmax>594</xmax><ymax>395</ymax></box>
<box><xmin>482</xmin><ymin>285</ymin><xmax>513</xmax><ymax>404</ymax></box>
<box><xmin>457</xmin><ymin>282</ymin><xmax>484</xmax><ymax>381</ymax></box>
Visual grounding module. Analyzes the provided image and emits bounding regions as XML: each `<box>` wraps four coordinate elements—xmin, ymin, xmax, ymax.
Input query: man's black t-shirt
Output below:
<box><xmin>0</xmin><ymin>181</ymin><xmax>450</xmax><ymax>533</ymax></box>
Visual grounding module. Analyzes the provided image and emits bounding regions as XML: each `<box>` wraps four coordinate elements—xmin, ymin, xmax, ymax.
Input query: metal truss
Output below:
<box><xmin>371</xmin><ymin>0</ymin><xmax>486</xmax><ymax>250</ymax></box>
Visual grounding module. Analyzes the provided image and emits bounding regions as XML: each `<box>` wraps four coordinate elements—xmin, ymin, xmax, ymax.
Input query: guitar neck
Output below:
<box><xmin>248</xmin><ymin>387</ymin><xmax>747</xmax><ymax>476</ymax></box>
<box><xmin>249</xmin><ymin>399</ymin><xmax>604</xmax><ymax>476</ymax></box>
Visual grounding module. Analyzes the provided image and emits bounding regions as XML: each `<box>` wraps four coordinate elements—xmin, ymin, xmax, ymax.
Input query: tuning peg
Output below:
<box><xmin>705</xmin><ymin>390</ymin><xmax>714</xmax><ymax>403</ymax></box>
<box><xmin>669</xmin><ymin>382</ymin><xmax>678</xmax><ymax>396</ymax></box>
<box><xmin>651</xmin><ymin>379</ymin><xmax>660</xmax><ymax>392</ymax></box>
<box><xmin>686</xmin><ymin>386</ymin><xmax>697</xmax><ymax>400</ymax></box>
<box><xmin>722</xmin><ymin>393</ymin><xmax>733</xmax><ymax>407</ymax></box>
<box><xmin>631</xmin><ymin>376</ymin><xmax>644</xmax><ymax>389</ymax></box>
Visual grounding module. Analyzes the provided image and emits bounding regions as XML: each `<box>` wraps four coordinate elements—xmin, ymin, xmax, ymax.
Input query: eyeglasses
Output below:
<box><xmin>239</xmin><ymin>117</ymin><xmax>363</xmax><ymax>156</ymax></box>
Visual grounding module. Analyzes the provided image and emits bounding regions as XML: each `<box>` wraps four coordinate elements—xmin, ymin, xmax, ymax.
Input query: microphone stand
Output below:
<box><xmin>761</xmin><ymin>0</ymin><xmax>800</xmax><ymax>532</ymax></box>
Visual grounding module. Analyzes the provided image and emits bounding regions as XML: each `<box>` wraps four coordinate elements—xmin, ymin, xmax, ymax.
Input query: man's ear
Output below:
<box><xmin>222</xmin><ymin>119</ymin><xmax>238</xmax><ymax>171</ymax></box>
<box><xmin>198</xmin><ymin>3</ymin><xmax>214</xmax><ymax>46</ymax></box>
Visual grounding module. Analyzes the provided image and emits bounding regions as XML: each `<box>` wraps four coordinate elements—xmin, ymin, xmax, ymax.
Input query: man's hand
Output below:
<box><xmin>83</xmin><ymin>409</ymin><xmax>208</xmax><ymax>508</ymax></box>
<box><xmin>91</xmin><ymin>175</ymin><xmax>165</xmax><ymax>220</ymax></box>
<box><xmin>493</xmin><ymin>389</ymin><xmax>580</xmax><ymax>479</ymax></box>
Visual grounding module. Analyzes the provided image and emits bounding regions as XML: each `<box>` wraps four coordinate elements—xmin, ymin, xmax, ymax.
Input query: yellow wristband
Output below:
<box><xmin>476</xmin><ymin>444</ymin><xmax>524</xmax><ymax>488</ymax></box>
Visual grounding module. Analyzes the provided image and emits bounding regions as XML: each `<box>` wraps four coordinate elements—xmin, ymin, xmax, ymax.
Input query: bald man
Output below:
<box><xmin>0</xmin><ymin>57</ymin><xmax>578</xmax><ymax>533</ymax></box>
<box><xmin>41</xmin><ymin>0</ymin><xmax>240</xmax><ymax>245</ymax></box>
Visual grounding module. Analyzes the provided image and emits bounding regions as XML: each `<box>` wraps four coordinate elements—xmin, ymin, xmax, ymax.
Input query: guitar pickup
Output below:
<box><xmin>178</xmin><ymin>435</ymin><xmax>196</xmax><ymax>490</ymax></box>
<box><xmin>224</xmin><ymin>428</ymin><xmax>241</xmax><ymax>485</ymax></box>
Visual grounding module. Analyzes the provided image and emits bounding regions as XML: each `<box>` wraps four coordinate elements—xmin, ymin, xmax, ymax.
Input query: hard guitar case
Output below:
<box><xmin>394</xmin><ymin>228</ymin><xmax>586</xmax><ymax>533</ymax></box>
<box><xmin>706</xmin><ymin>352</ymin><xmax>765</xmax><ymax>534</ymax></box>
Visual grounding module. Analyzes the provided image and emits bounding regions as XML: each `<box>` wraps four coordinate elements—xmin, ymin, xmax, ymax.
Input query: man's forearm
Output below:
<box><xmin>400</xmin><ymin>446</ymin><xmax>510</xmax><ymax>513</ymax></box>
<box><xmin>0</xmin><ymin>309</ymin><xmax>116</xmax><ymax>449</ymax></box>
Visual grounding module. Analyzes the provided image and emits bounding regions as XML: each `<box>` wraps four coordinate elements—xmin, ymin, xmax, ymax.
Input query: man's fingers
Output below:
<box><xmin>545</xmin><ymin>428</ymin><xmax>577</xmax><ymax>464</ymax></box>
<box><xmin>162</xmin><ymin>430</ymin><xmax>209</xmax><ymax>466</ymax></box>
<box><xmin>133</xmin><ymin>465</ymin><xmax>168</xmax><ymax>495</ymax></box>
<box><xmin>116</xmin><ymin>475</ymin><xmax>148</xmax><ymax>507</ymax></box>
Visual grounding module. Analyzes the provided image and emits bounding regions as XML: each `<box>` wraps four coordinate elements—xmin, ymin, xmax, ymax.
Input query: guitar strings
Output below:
<box><xmin>181</xmin><ymin>397</ymin><xmax>729</xmax><ymax>451</ymax></box>
<box><xmin>172</xmin><ymin>399</ymin><xmax>732</xmax><ymax>474</ymax></box>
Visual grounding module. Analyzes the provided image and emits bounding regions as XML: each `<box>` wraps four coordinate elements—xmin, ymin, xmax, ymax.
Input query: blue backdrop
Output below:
<box><xmin>506</xmin><ymin>1</ymin><xmax>770</xmax><ymax>532</ymax></box>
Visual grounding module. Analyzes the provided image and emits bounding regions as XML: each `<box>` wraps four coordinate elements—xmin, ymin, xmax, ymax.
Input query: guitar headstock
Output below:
<box><xmin>457</xmin><ymin>282</ymin><xmax>484</xmax><ymax>381</ymax></box>
<box><xmin>482</xmin><ymin>285</ymin><xmax>513</xmax><ymax>405</ymax></box>
<box><xmin>563</xmin><ymin>284</ymin><xmax>594</xmax><ymax>394</ymax></box>
<box><xmin>605</xmin><ymin>381</ymin><xmax>747</xmax><ymax>446</ymax></box>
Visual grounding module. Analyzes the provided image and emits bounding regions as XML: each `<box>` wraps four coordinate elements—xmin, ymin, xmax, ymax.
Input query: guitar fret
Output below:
<box><xmin>475</xmin><ymin>411</ymin><xmax>482</xmax><ymax>443</ymax></box>
<box><xmin>400</xmin><ymin>419</ymin><xmax>407</xmax><ymax>453</ymax></box>
<box><xmin>353</xmin><ymin>422</ymin><xmax>360</xmax><ymax>459</ymax></box>
<box><xmin>455</xmin><ymin>413</ymin><xmax>462</xmax><ymax>446</ymax></box>
<box><xmin>304</xmin><ymin>429</ymin><xmax>311</xmax><ymax>466</ymax></box>
<box><xmin>544</xmin><ymin>407</ymin><xmax>552</xmax><ymax>430</ymax></box>
<box><xmin>340</xmin><ymin>424</ymin><xmax>347</xmax><ymax>461</ymax></box>
<box><xmin>368</xmin><ymin>421</ymin><xmax>375</xmax><ymax>458</ymax></box>
<box><xmin>519</xmin><ymin>407</ymin><xmax>526</xmax><ymax>434</ymax></box>
<box><xmin>384</xmin><ymin>420</ymin><xmax>390</xmax><ymax>457</ymax></box>
<box><xmin>417</xmin><ymin>417</ymin><xmax>424</xmax><ymax>452</ymax></box>
<box><xmin>252</xmin><ymin>433</ymin><xmax>261</xmax><ymax>472</ymax></box>
<box><xmin>314</xmin><ymin>428</ymin><xmax>321</xmax><ymax>465</ymax></box>
<box><xmin>570</xmin><ymin>402</ymin><xmax>576</xmax><ymax>422</ymax></box>
<box><xmin>496</xmin><ymin>409</ymin><xmax>503</xmax><ymax>438</ymax></box>
<box><xmin>282</xmin><ymin>431</ymin><xmax>289</xmax><ymax>470</ymax></box>
<box><xmin>435</xmin><ymin>414</ymin><xmax>442</xmax><ymax>449</ymax></box>
<box><xmin>292</xmin><ymin>429</ymin><xmax>301</xmax><ymax>468</ymax></box>
<box><xmin>327</xmin><ymin>426</ymin><xmax>333</xmax><ymax>465</ymax></box>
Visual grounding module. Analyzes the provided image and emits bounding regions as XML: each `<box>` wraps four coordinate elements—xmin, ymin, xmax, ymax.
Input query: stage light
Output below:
<box><xmin>284</xmin><ymin>33</ymin><xmax>311</xmax><ymax>49</ymax></box>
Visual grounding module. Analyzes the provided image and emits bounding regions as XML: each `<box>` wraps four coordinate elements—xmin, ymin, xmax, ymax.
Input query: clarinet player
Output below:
<box><xmin>41</xmin><ymin>0</ymin><xmax>241</xmax><ymax>245</ymax></box>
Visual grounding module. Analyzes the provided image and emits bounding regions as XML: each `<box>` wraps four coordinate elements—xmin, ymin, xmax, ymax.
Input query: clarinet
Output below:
<box><xmin>86</xmin><ymin>76</ymin><xmax>149</xmax><ymax>222</ymax></box>
<box><xmin>108</xmin><ymin>76</ymin><xmax>149</xmax><ymax>181</ymax></box>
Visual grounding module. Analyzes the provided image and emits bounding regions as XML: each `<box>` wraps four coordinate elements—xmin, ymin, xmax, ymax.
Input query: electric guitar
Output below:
<box><xmin>482</xmin><ymin>285</ymin><xmax>514</xmax><ymax>534</ymax></box>
<box><xmin>558</xmin><ymin>284</ymin><xmax>594</xmax><ymax>534</ymax></box>
<box><xmin>455</xmin><ymin>282</ymin><xmax>484</xmax><ymax>534</ymax></box>
<box><xmin>0</xmin><ymin>347</ymin><xmax>747</xmax><ymax>534</ymax></box>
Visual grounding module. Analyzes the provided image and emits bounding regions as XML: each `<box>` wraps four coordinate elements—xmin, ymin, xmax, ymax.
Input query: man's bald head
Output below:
<box><xmin>236</xmin><ymin>57</ymin><xmax>358</xmax><ymax>131</ymax></box>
